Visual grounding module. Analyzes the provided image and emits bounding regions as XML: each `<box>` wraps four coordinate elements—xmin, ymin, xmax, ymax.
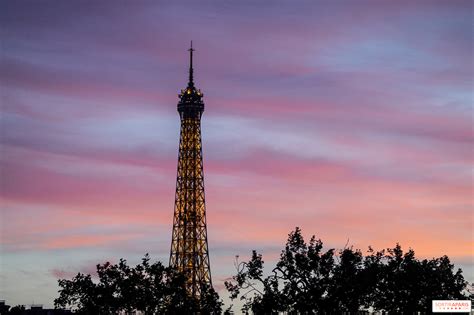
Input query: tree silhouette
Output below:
<box><xmin>225</xmin><ymin>227</ymin><xmax>468</xmax><ymax>313</ymax></box>
<box><xmin>373</xmin><ymin>245</ymin><xmax>466</xmax><ymax>312</ymax></box>
<box><xmin>54</xmin><ymin>254</ymin><xmax>222</xmax><ymax>314</ymax></box>
<box><xmin>2</xmin><ymin>305</ymin><xmax>25</xmax><ymax>315</ymax></box>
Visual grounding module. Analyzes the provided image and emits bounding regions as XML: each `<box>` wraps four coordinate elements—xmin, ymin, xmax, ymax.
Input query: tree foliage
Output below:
<box><xmin>54</xmin><ymin>254</ymin><xmax>222</xmax><ymax>314</ymax></box>
<box><xmin>225</xmin><ymin>227</ymin><xmax>467</xmax><ymax>313</ymax></box>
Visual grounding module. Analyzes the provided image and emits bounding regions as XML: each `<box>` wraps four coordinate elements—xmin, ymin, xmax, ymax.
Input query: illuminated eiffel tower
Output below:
<box><xmin>169</xmin><ymin>42</ymin><xmax>212</xmax><ymax>297</ymax></box>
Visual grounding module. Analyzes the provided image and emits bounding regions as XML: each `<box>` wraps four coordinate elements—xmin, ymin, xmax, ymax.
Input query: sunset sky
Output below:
<box><xmin>1</xmin><ymin>0</ymin><xmax>472</xmax><ymax>307</ymax></box>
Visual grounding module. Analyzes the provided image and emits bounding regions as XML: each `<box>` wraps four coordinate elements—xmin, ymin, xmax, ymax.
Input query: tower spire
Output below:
<box><xmin>188</xmin><ymin>41</ymin><xmax>194</xmax><ymax>87</ymax></box>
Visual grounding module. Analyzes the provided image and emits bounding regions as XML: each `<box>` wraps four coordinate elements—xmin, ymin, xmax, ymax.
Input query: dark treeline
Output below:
<box><xmin>4</xmin><ymin>228</ymin><xmax>469</xmax><ymax>314</ymax></box>
<box><xmin>225</xmin><ymin>227</ymin><xmax>469</xmax><ymax>314</ymax></box>
<box><xmin>53</xmin><ymin>254</ymin><xmax>222</xmax><ymax>314</ymax></box>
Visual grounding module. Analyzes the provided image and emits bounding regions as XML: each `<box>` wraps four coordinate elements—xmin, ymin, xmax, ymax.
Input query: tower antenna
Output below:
<box><xmin>188</xmin><ymin>40</ymin><xmax>194</xmax><ymax>87</ymax></box>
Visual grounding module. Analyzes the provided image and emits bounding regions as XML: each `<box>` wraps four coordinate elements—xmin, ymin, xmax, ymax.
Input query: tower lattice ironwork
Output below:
<box><xmin>169</xmin><ymin>42</ymin><xmax>212</xmax><ymax>297</ymax></box>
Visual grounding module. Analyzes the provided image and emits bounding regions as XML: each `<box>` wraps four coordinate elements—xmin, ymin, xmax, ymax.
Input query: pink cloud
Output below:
<box><xmin>0</xmin><ymin>57</ymin><xmax>173</xmax><ymax>108</ymax></box>
<box><xmin>43</xmin><ymin>234</ymin><xmax>142</xmax><ymax>250</ymax></box>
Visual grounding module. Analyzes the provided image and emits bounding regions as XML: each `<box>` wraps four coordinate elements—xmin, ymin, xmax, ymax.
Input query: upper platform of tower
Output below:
<box><xmin>178</xmin><ymin>42</ymin><xmax>204</xmax><ymax>118</ymax></box>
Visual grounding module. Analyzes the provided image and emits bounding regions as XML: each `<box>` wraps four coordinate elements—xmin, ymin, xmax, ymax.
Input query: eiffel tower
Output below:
<box><xmin>169</xmin><ymin>42</ymin><xmax>212</xmax><ymax>297</ymax></box>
